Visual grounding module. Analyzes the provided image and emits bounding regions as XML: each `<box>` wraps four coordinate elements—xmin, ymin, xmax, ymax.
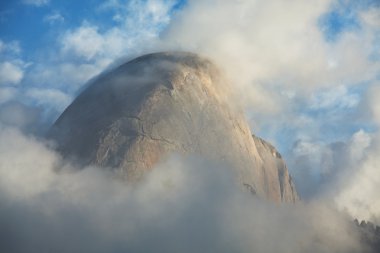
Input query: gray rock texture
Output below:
<box><xmin>49</xmin><ymin>52</ymin><xmax>298</xmax><ymax>203</ymax></box>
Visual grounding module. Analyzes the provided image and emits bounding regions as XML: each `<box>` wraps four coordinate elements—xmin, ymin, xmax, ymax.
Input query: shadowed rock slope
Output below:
<box><xmin>49</xmin><ymin>52</ymin><xmax>298</xmax><ymax>203</ymax></box>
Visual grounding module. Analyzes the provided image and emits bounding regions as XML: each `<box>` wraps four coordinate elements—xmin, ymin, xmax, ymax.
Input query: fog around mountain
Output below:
<box><xmin>0</xmin><ymin>127</ymin><xmax>368</xmax><ymax>253</ymax></box>
<box><xmin>48</xmin><ymin>52</ymin><xmax>298</xmax><ymax>203</ymax></box>
<box><xmin>1</xmin><ymin>0</ymin><xmax>380</xmax><ymax>252</ymax></box>
<box><xmin>0</xmin><ymin>52</ymin><xmax>377</xmax><ymax>252</ymax></box>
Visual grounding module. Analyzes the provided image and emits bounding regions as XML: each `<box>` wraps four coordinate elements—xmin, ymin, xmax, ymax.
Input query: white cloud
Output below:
<box><xmin>25</xmin><ymin>88</ymin><xmax>72</xmax><ymax>112</ymax></box>
<box><xmin>4</xmin><ymin>0</ymin><xmax>380</xmax><ymax>234</ymax></box>
<box><xmin>0</xmin><ymin>128</ymin><xmax>57</xmax><ymax>198</ymax></box>
<box><xmin>0</xmin><ymin>41</ymin><xmax>24</xmax><ymax>86</ymax></box>
<box><xmin>161</xmin><ymin>0</ymin><xmax>379</xmax><ymax>115</ymax></box>
<box><xmin>0</xmin><ymin>87</ymin><xmax>17</xmax><ymax>104</ymax></box>
<box><xmin>0</xmin><ymin>61</ymin><xmax>24</xmax><ymax>85</ymax></box>
<box><xmin>310</xmin><ymin>85</ymin><xmax>360</xmax><ymax>110</ymax></box>
<box><xmin>43</xmin><ymin>11</ymin><xmax>64</xmax><ymax>25</ymax></box>
<box><xmin>293</xmin><ymin>140</ymin><xmax>323</xmax><ymax>158</ymax></box>
<box><xmin>349</xmin><ymin>130</ymin><xmax>371</xmax><ymax>162</ymax></box>
<box><xmin>22</xmin><ymin>0</ymin><xmax>49</xmax><ymax>6</ymax></box>
<box><xmin>61</xmin><ymin>24</ymin><xmax>138</xmax><ymax>62</ymax></box>
<box><xmin>334</xmin><ymin>86</ymin><xmax>380</xmax><ymax>222</ymax></box>
<box><xmin>61</xmin><ymin>0</ymin><xmax>176</xmax><ymax>63</ymax></box>
<box><xmin>100</xmin><ymin>0</ymin><xmax>176</xmax><ymax>30</ymax></box>
<box><xmin>336</xmin><ymin>132</ymin><xmax>380</xmax><ymax>222</ymax></box>
<box><xmin>0</xmin><ymin>40</ymin><xmax>21</xmax><ymax>55</ymax></box>
<box><xmin>0</xmin><ymin>102</ymin><xmax>41</xmax><ymax>131</ymax></box>
<box><xmin>27</xmin><ymin>60</ymin><xmax>111</xmax><ymax>93</ymax></box>
<box><xmin>56</xmin><ymin>0</ymin><xmax>176</xmax><ymax>91</ymax></box>
<box><xmin>158</xmin><ymin>2</ymin><xmax>380</xmax><ymax>219</ymax></box>
<box><xmin>59</xmin><ymin>61</ymin><xmax>111</xmax><ymax>86</ymax></box>
<box><xmin>368</xmin><ymin>83</ymin><xmax>380</xmax><ymax>126</ymax></box>
<box><xmin>62</xmin><ymin>24</ymin><xmax>105</xmax><ymax>61</ymax></box>
<box><xmin>4</xmin><ymin>0</ymin><xmax>176</xmax><ymax>120</ymax></box>
<box><xmin>360</xmin><ymin>7</ymin><xmax>380</xmax><ymax>28</ymax></box>
<box><xmin>1</xmin><ymin>1</ymin><xmax>379</xmax><ymax>249</ymax></box>
<box><xmin>286</xmin><ymin>121</ymin><xmax>379</xmax><ymax>222</ymax></box>
<box><xmin>125</xmin><ymin>0</ymin><xmax>175</xmax><ymax>27</ymax></box>
<box><xmin>0</xmin><ymin>128</ymin><xmax>365</xmax><ymax>252</ymax></box>
<box><xmin>163</xmin><ymin>0</ymin><xmax>331</xmax><ymax>87</ymax></box>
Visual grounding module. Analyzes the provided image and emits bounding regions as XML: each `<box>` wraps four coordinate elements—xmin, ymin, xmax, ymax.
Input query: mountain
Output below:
<box><xmin>48</xmin><ymin>52</ymin><xmax>298</xmax><ymax>203</ymax></box>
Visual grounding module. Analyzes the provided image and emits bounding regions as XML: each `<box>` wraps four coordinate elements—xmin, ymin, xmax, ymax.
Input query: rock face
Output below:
<box><xmin>252</xmin><ymin>135</ymin><xmax>298</xmax><ymax>202</ymax></box>
<box><xmin>49</xmin><ymin>52</ymin><xmax>298</xmax><ymax>203</ymax></box>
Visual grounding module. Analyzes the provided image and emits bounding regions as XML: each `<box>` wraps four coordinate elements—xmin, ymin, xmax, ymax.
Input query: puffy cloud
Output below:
<box><xmin>0</xmin><ymin>102</ymin><xmax>42</xmax><ymax>132</ymax></box>
<box><xmin>100</xmin><ymin>0</ymin><xmax>176</xmax><ymax>30</ymax></box>
<box><xmin>62</xmin><ymin>24</ymin><xmax>106</xmax><ymax>61</ymax></box>
<box><xmin>335</xmin><ymin>132</ymin><xmax>380</xmax><ymax>223</ymax></box>
<box><xmin>360</xmin><ymin>6</ymin><xmax>380</xmax><ymax>28</ymax></box>
<box><xmin>19</xmin><ymin>0</ymin><xmax>178</xmax><ymax>109</ymax></box>
<box><xmin>310</xmin><ymin>85</ymin><xmax>360</xmax><ymax>110</ymax></box>
<box><xmin>2</xmin><ymin>0</ymin><xmax>380</xmax><ymax>249</ymax></box>
<box><xmin>334</xmin><ymin>86</ymin><xmax>380</xmax><ymax>222</ymax></box>
<box><xmin>26</xmin><ymin>61</ymin><xmax>109</xmax><ymax>93</ymax></box>
<box><xmin>0</xmin><ymin>0</ymin><xmax>177</xmax><ymax>114</ymax></box>
<box><xmin>164</xmin><ymin>0</ymin><xmax>330</xmax><ymax>85</ymax></box>
<box><xmin>368</xmin><ymin>83</ymin><xmax>380</xmax><ymax>126</ymax></box>
<box><xmin>0</xmin><ymin>40</ymin><xmax>25</xmax><ymax>86</ymax></box>
<box><xmin>286</xmin><ymin>118</ymin><xmax>380</xmax><ymax>223</ymax></box>
<box><xmin>162</xmin><ymin>0</ymin><xmax>379</xmax><ymax>110</ymax></box>
<box><xmin>25</xmin><ymin>88</ymin><xmax>72</xmax><ymax>112</ymax></box>
<box><xmin>0</xmin><ymin>40</ymin><xmax>21</xmax><ymax>55</ymax></box>
<box><xmin>1</xmin><ymin>1</ymin><xmax>380</xmax><ymax>250</ymax></box>
<box><xmin>0</xmin><ymin>61</ymin><xmax>24</xmax><ymax>85</ymax></box>
<box><xmin>61</xmin><ymin>0</ymin><xmax>176</xmax><ymax>62</ymax></box>
<box><xmin>0</xmin><ymin>128</ymin><xmax>365</xmax><ymax>253</ymax></box>
<box><xmin>349</xmin><ymin>130</ymin><xmax>372</xmax><ymax>162</ymax></box>
<box><xmin>0</xmin><ymin>87</ymin><xmax>17</xmax><ymax>104</ymax></box>
<box><xmin>288</xmin><ymin>129</ymin><xmax>372</xmax><ymax>200</ymax></box>
<box><xmin>157</xmin><ymin>2</ymin><xmax>380</xmax><ymax>223</ymax></box>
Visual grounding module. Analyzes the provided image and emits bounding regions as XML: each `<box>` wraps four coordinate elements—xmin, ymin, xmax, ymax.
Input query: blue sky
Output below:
<box><xmin>0</xmin><ymin>0</ymin><xmax>379</xmax><ymax>199</ymax></box>
<box><xmin>1</xmin><ymin>0</ymin><xmax>185</xmax><ymax>58</ymax></box>
<box><xmin>319</xmin><ymin>0</ymin><xmax>379</xmax><ymax>41</ymax></box>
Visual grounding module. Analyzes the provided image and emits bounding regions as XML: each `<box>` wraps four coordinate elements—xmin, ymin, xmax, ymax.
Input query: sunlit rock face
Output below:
<box><xmin>49</xmin><ymin>52</ymin><xmax>298</xmax><ymax>203</ymax></box>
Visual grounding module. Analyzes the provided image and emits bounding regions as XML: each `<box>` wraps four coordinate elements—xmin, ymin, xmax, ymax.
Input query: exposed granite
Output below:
<box><xmin>49</xmin><ymin>52</ymin><xmax>298</xmax><ymax>203</ymax></box>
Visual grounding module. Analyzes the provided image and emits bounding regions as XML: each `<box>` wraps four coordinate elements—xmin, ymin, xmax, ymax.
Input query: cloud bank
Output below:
<box><xmin>0</xmin><ymin>127</ymin><xmax>366</xmax><ymax>253</ymax></box>
<box><xmin>152</xmin><ymin>0</ymin><xmax>380</xmax><ymax>224</ymax></box>
<box><xmin>1</xmin><ymin>0</ymin><xmax>380</xmax><ymax>251</ymax></box>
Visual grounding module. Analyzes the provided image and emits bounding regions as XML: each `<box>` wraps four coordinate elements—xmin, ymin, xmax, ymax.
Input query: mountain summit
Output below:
<box><xmin>49</xmin><ymin>52</ymin><xmax>298</xmax><ymax>203</ymax></box>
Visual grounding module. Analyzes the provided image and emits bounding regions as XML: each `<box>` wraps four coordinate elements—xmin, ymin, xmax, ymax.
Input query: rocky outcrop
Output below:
<box><xmin>49</xmin><ymin>52</ymin><xmax>298</xmax><ymax>203</ymax></box>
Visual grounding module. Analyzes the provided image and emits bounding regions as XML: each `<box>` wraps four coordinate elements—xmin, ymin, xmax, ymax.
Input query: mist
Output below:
<box><xmin>1</xmin><ymin>0</ymin><xmax>380</xmax><ymax>252</ymax></box>
<box><xmin>157</xmin><ymin>0</ymin><xmax>380</xmax><ymax>220</ymax></box>
<box><xmin>0</xmin><ymin>126</ymin><xmax>367</xmax><ymax>253</ymax></box>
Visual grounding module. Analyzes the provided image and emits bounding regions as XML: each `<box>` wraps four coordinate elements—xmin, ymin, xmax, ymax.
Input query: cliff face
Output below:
<box><xmin>49</xmin><ymin>52</ymin><xmax>298</xmax><ymax>203</ymax></box>
<box><xmin>252</xmin><ymin>136</ymin><xmax>298</xmax><ymax>202</ymax></box>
